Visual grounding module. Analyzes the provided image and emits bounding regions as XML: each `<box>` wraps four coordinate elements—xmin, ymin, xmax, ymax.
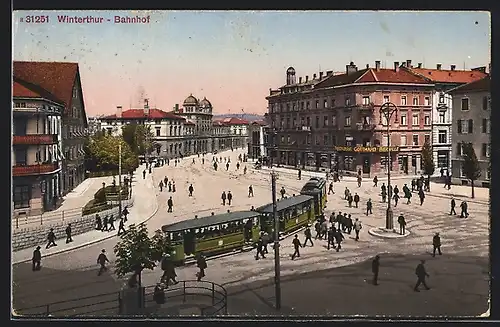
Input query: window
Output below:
<box><xmin>15</xmin><ymin>148</ymin><xmax>27</xmax><ymax>165</ymax></box>
<box><xmin>383</xmin><ymin>95</ymin><xmax>389</xmax><ymax>103</ymax></box>
<box><xmin>362</xmin><ymin>96</ymin><xmax>370</xmax><ymax>105</ymax></box>
<box><xmin>323</xmin><ymin>99</ymin><xmax>328</xmax><ymax>108</ymax></box>
<box><xmin>424</xmin><ymin>115</ymin><xmax>430</xmax><ymax>126</ymax></box>
<box><xmin>482</xmin><ymin>119</ymin><xmax>490</xmax><ymax>133</ymax></box>
<box><xmin>481</xmin><ymin>143</ymin><xmax>490</xmax><ymax>158</ymax></box>
<box><xmin>36</xmin><ymin>149</ymin><xmax>42</xmax><ymax>162</ymax></box>
<box><xmin>315</xmin><ymin>116</ymin><xmax>320</xmax><ymax>128</ymax></box>
<box><xmin>345</xmin><ymin>97</ymin><xmax>351</xmax><ymax>106</ymax></box>
<box><xmin>400</xmin><ymin>135</ymin><xmax>407</xmax><ymax>146</ymax></box>
<box><xmin>400</xmin><ymin>113</ymin><xmax>407</xmax><ymax>125</ymax></box>
<box><xmin>482</xmin><ymin>96</ymin><xmax>488</xmax><ymax>110</ymax></box>
<box><xmin>456</xmin><ymin>143</ymin><xmax>462</xmax><ymax>156</ymax></box>
<box><xmin>424</xmin><ymin>134</ymin><xmax>430</xmax><ymax>144</ymax></box>
<box><xmin>439</xmin><ymin>94</ymin><xmax>445</xmax><ymax>103</ymax></box>
<box><xmin>344</xmin><ymin>116</ymin><xmax>351</xmax><ymax>126</ymax></box>
<box><xmin>292</xmin><ymin>103</ymin><xmax>296</xmax><ymax>111</ymax></box>
<box><xmin>315</xmin><ymin>100</ymin><xmax>319</xmax><ymax>109</ymax></box>
<box><xmin>73</xmin><ymin>88</ymin><xmax>77</xmax><ymax>98</ymax></box>
<box><xmin>412</xmin><ymin>97</ymin><xmax>418</xmax><ymax>106</ymax></box>
<box><xmin>286</xmin><ymin>104</ymin><xmax>290</xmax><ymax>112</ymax></box>
<box><xmin>306</xmin><ymin>102</ymin><xmax>310</xmax><ymax>110</ymax></box>
<box><xmin>439</xmin><ymin>112</ymin><xmax>446</xmax><ymax>124</ymax></box>
<box><xmin>461</xmin><ymin>98</ymin><xmax>469</xmax><ymax>110</ymax></box>
<box><xmin>412</xmin><ymin>134</ymin><xmax>419</xmax><ymax>146</ymax></box>
<box><xmin>306</xmin><ymin>117</ymin><xmax>310</xmax><ymax>126</ymax></box>
<box><xmin>156</xmin><ymin>127</ymin><xmax>161</xmax><ymax>136</ymax></box>
<box><xmin>301</xmin><ymin>102</ymin><xmax>304</xmax><ymax>110</ymax></box>
<box><xmin>438</xmin><ymin>130</ymin><xmax>447</xmax><ymax>144</ymax></box>
<box><xmin>331</xmin><ymin>115</ymin><xmax>337</xmax><ymax>126</ymax></box>
<box><xmin>424</xmin><ymin>97</ymin><xmax>430</xmax><ymax>106</ymax></box>
<box><xmin>323</xmin><ymin>134</ymin><xmax>329</xmax><ymax>145</ymax></box>
<box><xmin>400</xmin><ymin>96</ymin><xmax>407</xmax><ymax>106</ymax></box>
<box><xmin>437</xmin><ymin>150</ymin><xmax>449</xmax><ymax>168</ymax></box>
<box><xmin>331</xmin><ymin>98</ymin><xmax>336</xmax><ymax>108</ymax></box>
<box><xmin>323</xmin><ymin>116</ymin><xmax>328</xmax><ymax>127</ymax></box>
<box><xmin>315</xmin><ymin>135</ymin><xmax>320</xmax><ymax>145</ymax></box>
<box><xmin>468</xmin><ymin>119</ymin><xmax>473</xmax><ymax>133</ymax></box>
<box><xmin>381</xmin><ymin>134</ymin><xmax>389</xmax><ymax>146</ymax></box>
<box><xmin>412</xmin><ymin>114</ymin><xmax>419</xmax><ymax>126</ymax></box>
<box><xmin>13</xmin><ymin>185</ymin><xmax>31</xmax><ymax>209</ymax></box>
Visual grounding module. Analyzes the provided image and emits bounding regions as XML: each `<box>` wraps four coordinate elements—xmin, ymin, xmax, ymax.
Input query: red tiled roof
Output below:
<box><xmin>448</xmin><ymin>75</ymin><xmax>490</xmax><ymax>94</ymax></box>
<box><xmin>213</xmin><ymin>120</ymin><xmax>230</xmax><ymax>126</ymax></box>
<box><xmin>313</xmin><ymin>69</ymin><xmax>368</xmax><ymax>89</ymax></box>
<box><xmin>222</xmin><ymin>117</ymin><xmax>249</xmax><ymax>125</ymax></box>
<box><xmin>103</xmin><ymin>108</ymin><xmax>185</xmax><ymax>120</ymax></box>
<box><xmin>251</xmin><ymin>120</ymin><xmax>268</xmax><ymax>126</ymax></box>
<box><xmin>409</xmin><ymin>68</ymin><xmax>487</xmax><ymax>84</ymax></box>
<box><xmin>356</xmin><ymin>68</ymin><xmax>430</xmax><ymax>84</ymax></box>
<box><xmin>13</xmin><ymin>61</ymin><xmax>79</xmax><ymax>110</ymax></box>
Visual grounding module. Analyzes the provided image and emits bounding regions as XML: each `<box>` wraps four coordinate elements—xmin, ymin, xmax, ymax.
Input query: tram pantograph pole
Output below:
<box><xmin>271</xmin><ymin>170</ymin><xmax>281</xmax><ymax>310</ymax></box>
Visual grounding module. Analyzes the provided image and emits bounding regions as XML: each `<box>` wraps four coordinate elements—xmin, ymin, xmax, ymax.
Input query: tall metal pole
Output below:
<box><xmin>271</xmin><ymin>171</ymin><xmax>281</xmax><ymax>310</ymax></box>
<box><xmin>386</xmin><ymin>120</ymin><xmax>392</xmax><ymax>230</ymax></box>
<box><xmin>118</xmin><ymin>141</ymin><xmax>122</xmax><ymax>222</ymax></box>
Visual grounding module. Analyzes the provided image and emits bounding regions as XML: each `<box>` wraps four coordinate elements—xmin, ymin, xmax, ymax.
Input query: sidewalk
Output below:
<box><xmin>12</xmin><ymin>165</ymin><xmax>159</xmax><ymax>264</ymax></box>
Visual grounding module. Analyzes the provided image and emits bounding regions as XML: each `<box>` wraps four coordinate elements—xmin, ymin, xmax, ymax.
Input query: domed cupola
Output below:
<box><xmin>199</xmin><ymin>97</ymin><xmax>212</xmax><ymax>108</ymax></box>
<box><xmin>183</xmin><ymin>94</ymin><xmax>198</xmax><ymax>106</ymax></box>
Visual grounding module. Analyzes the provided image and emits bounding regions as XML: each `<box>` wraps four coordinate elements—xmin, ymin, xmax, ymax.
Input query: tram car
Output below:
<box><xmin>256</xmin><ymin>194</ymin><xmax>315</xmax><ymax>237</ymax></box>
<box><xmin>299</xmin><ymin>177</ymin><xmax>327</xmax><ymax>218</ymax></box>
<box><xmin>161</xmin><ymin>211</ymin><xmax>261</xmax><ymax>264</ymax></box>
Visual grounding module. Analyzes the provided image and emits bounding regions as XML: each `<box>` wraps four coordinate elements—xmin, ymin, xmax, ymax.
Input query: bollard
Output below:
<box><xmin>183</xmin><ymin>281</ymin><xmax>186</xmax><ymax>303</ymax></box>
<box><xmin>40</xmin><ymin>214</ymin><xmax>43</xmax><ymax>225</ymax></box>
<box><xmin>62</xmin><ymin>211</ymin><xmax>64</xmax><ymax>222</ymax></box>
<box><xmin>211</xmin><ymin>283</ymin><xmax>215</xmax><ymax>305</ymax></box>
<box><xmin>16</xmin><ymin>217</ymin><xmax>18</xmax><ymax>229</ymax></box>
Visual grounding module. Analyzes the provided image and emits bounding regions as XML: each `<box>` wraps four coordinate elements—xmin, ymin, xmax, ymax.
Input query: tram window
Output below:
<box><xmin>292</xmin><ymin>207</ymin><xmax>298</xmax><ymax>216</ymax></box>
<box><xmin>253</xmin><ymin>217</ymin><xmax>259</xmax><ymax>226</ymax></box>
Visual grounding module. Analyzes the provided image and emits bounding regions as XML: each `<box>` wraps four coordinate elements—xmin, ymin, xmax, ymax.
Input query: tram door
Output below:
<box><xmin>183</xmin><ymin>229</ymin><xmax>196</xmax><ymax>255</ymax></box>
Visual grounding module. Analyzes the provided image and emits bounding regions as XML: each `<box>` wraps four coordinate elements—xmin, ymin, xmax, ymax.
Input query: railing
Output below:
<box><xmin>12</xmin><ymin>198</ymin><xmax>134</xmax><ymax>229</ymax></box>
<box><xmin>13</xmin><ymin>134</ymin><xmax>59</xmax><ymax>145</ymax></box>
<box><xmin>12</xmin><ymin>163</ymin><xmax>59</xmax><ymax>176</ymax></box>
<box><xmin>14</xmin><ymin>280</ymin><xmax>227</xmax><ymax>317</ymax></box>
<box><xmin>143</xmin><ymin>280</ymin><xmax>228</xmax><ymax>316</ymax></box>
<box><xmin>355</xmin><ymin>123</ymin><xmax>377</xmax><ymax>131</ymax></box>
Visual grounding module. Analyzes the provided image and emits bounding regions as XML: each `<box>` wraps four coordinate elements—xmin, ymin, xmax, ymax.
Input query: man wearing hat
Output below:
<box><xmin>97</xmin><ymin>249</ymin><xmax>110</xmax><ymax>276</ymax></box>
<box><xmin>414</xmin><ymin>260</ymin><xmax>431</xmax><ymax>291</ymax></box>
<box><xmin>432</xmin><ymin>233</ymin><xmax>442</xmax><ymax>257</ymax></box>
<box><xmin>303</xmin><ymin>224</ymin><xmax>314</xmax><ymax>247</ymax></box>
<box><xmin>32</xmin><ymin>246</ymin><xmax>42</xmax><ymax>271</ymax></box>
<box><xmin>372</xmin><ymin>255</ymin><xmax>380</xmax><ymax>285</ymax></box>
<box><xmin>196</xmin><ymin>253</ymin><xmax>207</xmax><ymax>281</ymax></box>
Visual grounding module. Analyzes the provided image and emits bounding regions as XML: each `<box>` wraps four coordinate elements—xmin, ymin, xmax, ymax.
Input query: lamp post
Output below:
<box><xmin>270</xmin><ymin>170</ymin><xmax>281</xmax><ymax>310</ymax></box>
<box><xmin>379</xmin><ymin>102</ymin><xmax>398</xmax><ymax>231</ymax></box>
<box><xmin>118</xmin><ymin>141</ymin><xmax>123</xmax><ymax>222</ymax></box>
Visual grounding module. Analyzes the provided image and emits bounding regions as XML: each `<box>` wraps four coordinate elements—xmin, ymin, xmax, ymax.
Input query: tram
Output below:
<box><xmin>161</xmin><ymin>211</ymin><xmax>261</xmax><ymax>264</ymax></box>
<box><xmin>300</xmin><ymin>177</ymin><xmax>327</xmax><ymax>218</ymax></box>
<box><xmin>256</xmin><ymin>194</ymin><xmax>315</xmax><ymax>236</ymax></box>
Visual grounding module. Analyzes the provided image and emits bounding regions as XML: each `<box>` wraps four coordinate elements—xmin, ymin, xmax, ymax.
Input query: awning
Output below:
<box><xmin>78</xmin><ymin>149</ymin><xmax>85</xmax><ymax>156</ymax></box>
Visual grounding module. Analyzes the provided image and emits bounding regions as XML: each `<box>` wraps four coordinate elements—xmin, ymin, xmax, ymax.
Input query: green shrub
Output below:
<box><xmin>94</xmin><ymin>188</ymin><xmax>107</xmax><ymax>204</ymax></box>
<box><xmin>82</xmin><ymin>199</ymin><xmax>115</xmax><ymax>216</ymax></box>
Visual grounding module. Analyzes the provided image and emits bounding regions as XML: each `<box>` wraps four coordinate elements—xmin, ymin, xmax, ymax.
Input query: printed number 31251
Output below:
<box><xmin>24</xmin><ymin>16</ymin><xmax>49</xmax><ymax>23</ymax></box>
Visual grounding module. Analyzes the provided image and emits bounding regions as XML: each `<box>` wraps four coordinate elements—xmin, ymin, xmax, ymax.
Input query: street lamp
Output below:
<box><xmin>270</xmin><ymin>170</ymin><xmax>281</xmax><ymax>310</ymax></box>
<box><xmin>379</xmin><ymin>102</ymin><xmax>398</xmax><ymax>231</ymax></box>
<box><xmin>118</xmin><ymin>141</ymin><xmax>123</xmax><ymax>222</ymax></box>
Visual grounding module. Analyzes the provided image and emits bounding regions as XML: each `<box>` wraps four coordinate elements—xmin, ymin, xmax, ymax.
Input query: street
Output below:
<box><xmin>12</xmin><ymin>148</ymin><xmax>490</xmax><ymax>316</ymax></box>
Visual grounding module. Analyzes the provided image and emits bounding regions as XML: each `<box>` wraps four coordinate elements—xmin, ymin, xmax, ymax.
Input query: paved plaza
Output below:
<box><xmin>12</xmin><ymin>148</ymin><xmax>490</xmax><ymax>316</ymax></box>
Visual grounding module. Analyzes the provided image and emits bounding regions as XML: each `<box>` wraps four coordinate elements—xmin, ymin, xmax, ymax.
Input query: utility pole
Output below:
<box><xmin>118</xmin><ymin>141</ymin><xmax>122</xmax><ymax>222</ymax></box>
<box><xmin>271</xmin><ymin>170</ymin><xmax>281</xmax><ymax>310</ymax></box>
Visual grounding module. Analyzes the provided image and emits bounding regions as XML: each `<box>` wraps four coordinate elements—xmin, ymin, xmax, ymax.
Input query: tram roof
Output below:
<box><xmin>256</xmin><ymin>194</ymin><xmax>313</xmax><ymax>213</ymax></box>
<box><xmin>161</xmin><ymin>211</ymin><xmax>260</xmax><ymax>232</ymax></box>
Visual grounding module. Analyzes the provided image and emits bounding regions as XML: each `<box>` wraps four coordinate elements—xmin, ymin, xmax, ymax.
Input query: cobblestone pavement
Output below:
<box><xmin>12</xmin><ymin>148</ymin><xmax>490</xmax><ymax>316</ymax></box>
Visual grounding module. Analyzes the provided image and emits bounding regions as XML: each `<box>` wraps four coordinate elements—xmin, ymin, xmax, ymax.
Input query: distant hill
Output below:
<box><xmin>213</xmin><ymin>113</ymin><xmax>264</xmax><ymax>122</ymax></box>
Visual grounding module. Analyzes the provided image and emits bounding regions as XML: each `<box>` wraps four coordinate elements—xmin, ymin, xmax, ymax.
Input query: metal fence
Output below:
<box><xmin>12</xmin><ymin>198</ymin><xmax>134</xmax><ymax>229</ymax></box>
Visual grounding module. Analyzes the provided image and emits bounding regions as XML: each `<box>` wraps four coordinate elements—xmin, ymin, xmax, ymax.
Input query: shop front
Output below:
<box><xmin>333</xmin><ymin>146</ymin><xmax>400</xmax><ymax>177</ymax></box>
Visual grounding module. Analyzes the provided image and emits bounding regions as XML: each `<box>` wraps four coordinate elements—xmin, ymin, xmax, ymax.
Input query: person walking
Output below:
<box><xmin>347</xmin><ymin>193</ymin><xmax>353</xmax><ymax>208</ymax></box>
<box><xmin>221</xmin><ymin>191</ymin><xmax>227</xmax><ymax>206</ymax></box>
<box><xmin>142</xmin><ymin>169</ymin><xmax>146</xmax><ymax>179</ymax></box>
<box><xmin>373</xmin><ymin>176</ymin><xmax>378</xmax><ymax>187</ymax></box>
<box><xmin>108</xmin><ymin>215</ymin><xmax>116</xmax><ymax>231</ymax></box>
<box><xmin>196</xmin><ymin>253</ymin><xmax>207</xmax><ymax>281</ymax></box>
<box><xmin>303</xmin><ymin>225</ymin><xmax>314</xmax><ymax>246</ymax></box>
<box><xmin>227</xmin><ymin>191</ymin><xmax>233</xmax><ymax>205</ymax></box>
<box><xmin>102</xmin><ymin>215</ymin><xmax>109</xmax><ymax>232</ymax></box>
<box><xmin>188</xmin><ymin>184</ymin><xmax>194</xmax><ymax>197</ymax></box>
<box><xmin>255</xmin><ymin>237</ymin><xmax>266</xmax><ymax>260</ymax></box>
<box><xmin>46</xmin><ymin>228</ymin><xmax>57</xmax><ymax>249</ymax></box>
<box><xmin>167</xmin><ymin>196</ymin><xmax>173</xmax><ymax>213</ymax></box>
<box><xmin>95</xmin><ymin>214</ymin><xmax>102</xmax><ymax>230</ymax></box>
<box><xmin>353</xmin><ymin>218</ymin><xmax>362</xmax><ymax>241</ymax></box>
<box><xmin>366</xmin><ymin>199</ymin><xmax>373</xmax><ymax>216</ymax></box>
<box><xmin>97</xmin><ymin>249</ymin><xmax>110</xmax><ymax>276</ymax></box>
<box><xmin>122</xmin><ymin>207</ymin><xmax>129</xmax><ymax>223</ymax></box>
<box><xmin>248</xmin><ymin>185</ymin><xmax>254</xmax><ymax>197</ymax></box>
<box><xmin>450</xmin><ymin>198</ymin><xmax>457</xmax><ymax>215</ymax></box>
<box><xmin>118</xmin><ymin>218</ymin><xmax>126</xmax><ymax>236</ymax></box>
<box><xmin>280</xmin><ymin>187</ymin><xmax>286</xmax><ymax>199</ymax></box>
<box><xmin>357</xmin><ymin>175</ymin><xmax>362</xmax><ymax>187</ymax></box>
<box><xmin>432</xmin><ymin>232</ymin><xmax>442</xmax><ymax>257</ymax></box>
<box><xmin>159</xmin><ymin>180</ymin><xmax>164</xmax><ymax>192</ymax></box>
<box><xmin>372</xmin><ymin>255</ymin><xmax>380</xmax><ymax>285</ymax></box>
<box><xmin>334</xmin><ymin>228</ymin><xmax>345</xmax><ymax>252</ymax></box>
<box><xmin>65</xmin><ymin>224</ymin><xmax>73</xmax><ymax>243</ymax></box>
<box><xmin>32</xmin><ymin>246</ymin><xmax>42</xmax><ymax>271</ymax></box>
<box><xmin>291</xmin><ymin>234</ymin><xmax>302</xmax><ymax>260</ymax></box>
<box><xmin>393</xmin><ymin>192</ymin><xmax>400</xmax><ymax>207</ymax></box>
<box><xmin>172</xmin><ymin>181</ymin><xmax>176</xmax><ymax>193</ymax></box>
<box><xmin>460</xmin><ymin>201</ymin><xmax>469</xmax><ymax>218</ymax></box>
<box><xmin>397</xmin><ymin>214</ymin><xmax>406</xmax><ymax>235</ymax></box>
<box><xmin>328</xmin><ymin>182</ymin><xmax>334</xmax><ymax>195</ymax></box>
<box><xmin>418</xmin><ymin>188</ymin><xmax>425</xmax><ymax>206</ymax></box>
<box><xmin>354</xmin><ymin>193</ymin><xmax>360</xmax><ymax>208</ymax></box>
<box><xmin>414</xmin><ymin>260</ymin><xmax>431</xmax><ymax>292</ymax></box>
<box><xmin>298</xmin><ymin>169</ymin><xmax>302</xmax><ymax>180</ymax></box>
<box><xmin>327</xmin><ymin>227</ymin><xmax>335</xmax><ymax>250</ymax></box>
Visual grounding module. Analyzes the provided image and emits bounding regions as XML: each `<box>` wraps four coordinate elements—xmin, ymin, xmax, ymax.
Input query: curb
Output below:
<box><xmin>423</xmin><ymin>191</ymin><xmax>488</xmax><ymax>206</ymax></box>
<box><xmin>368</xmin><ymin>227</ymin><xmax>411</xmax><ymax>239</ymax></box>
<box><xmin>13</xmin><ymin>183</ymin><xmax>160</xmax><ymax>265</ymax></box>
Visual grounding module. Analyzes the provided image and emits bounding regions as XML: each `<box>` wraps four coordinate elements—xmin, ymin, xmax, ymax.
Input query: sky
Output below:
<box><xmin>12</xmin><ymin>11</ymin><xmax>490</xmax><ymax>116</ymax></box>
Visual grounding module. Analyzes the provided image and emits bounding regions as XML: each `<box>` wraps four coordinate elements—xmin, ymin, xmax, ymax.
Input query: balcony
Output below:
<box><xmin>12</xmin><ymin>163</ymin><xmax>59</xmax><ymax>177</ymax></box>
<box><xmin>356</xmin><ymin>102</ymin><xmax>375</xmax><ymax>110</ymax></box>
<box><xmin>13</xmin><ymin>134</ymin><xmax>58</xmax><ymax>145</ymax></box>
<box><xmin>356</xmin><ymin>123</ymin><xmax>377</xmax><ymax>131</ymax></box>
<box><xmin>296</xmin><ymin>126</ymin><xmax>311</xmax><ymax>132</ymax></box>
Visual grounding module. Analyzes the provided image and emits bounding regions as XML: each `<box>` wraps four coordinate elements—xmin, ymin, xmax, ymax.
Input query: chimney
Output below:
<box><xmin>175</xmin><ymin>104</ymin><xmax>179</xmax><ymax>112</ymax></box>
<box><xmin>116</xmin><ymin>106</ymin><xmax>122</xmax><ymax>118</ymax></box>
<box><xmin>375</xmin><ymin>61</ymin><xmax>381</xmax><ymax>71</ymax></box>
<box><xmin>143</xmin><ymin>98</ymin><xmax>150</xmax><ymax>116</ymax></box>
<box><xmin>401</xmin><ymin>62</ymin><xmax>407</xmax><ymax>68</ymax></box>
<box><xmin>313</xmin><ymin>73</ymin><xmax>317</xmax><ymax>80</ymax></box>
<box><xmin>394</xmin><ymin>61</ymin><xmax>400</xmax><ymax>72</ymax></box>
<box><xmin>406</xmin><ymin>59</ymin><xmax>412</xmax><ymax>68</ymax></box>
<box><xmin>436</xmin><ymin>64</ymin><xmax>442</xmax><ymax>70</ymax></box>
<box><xmin>305</xmin><ymin>75</ymin><xmax>309</xmax><ymax>82</ymax></box>
<box><xmin>319</xmin><ymin>72</ymin><xmax>323</xmax><ymax>79</ymax></box>
<box><xmin>326</xmin><ymin>70</ymin><xmax>333</xmax><ymax>76</ymax></box>
<box><xmin>299</xmin><ymin>76</ymin><xmax>302</xmax><ymax>83</ymax></box>
<box><xmin>450</xmin><ymin>65</ymin><xmax>456</xmax><ymax>71</ymax></box>
<box><xmin>346</xmin><ymin>62</ymin><xmax>358</xmax><ymax>75</ymax></box>
<box><xmin>417</xmin><ymin>63</ymin><xmax>422</xmax><ymax>68</ymax></box>
<box><xmin>366</xmin><ymin>64</ymin><xmax>369</xmax><ymax>69</ymax></box>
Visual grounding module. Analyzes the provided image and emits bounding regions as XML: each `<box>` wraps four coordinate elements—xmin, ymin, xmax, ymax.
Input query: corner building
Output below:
<box><xmin>266</xmin><ymin>62</ymin><xmax>435</xmax><ymax>176</ymax></box>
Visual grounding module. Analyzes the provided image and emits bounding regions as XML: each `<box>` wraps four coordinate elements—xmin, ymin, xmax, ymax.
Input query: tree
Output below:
<box><xmin>85</xmin><ymin>134</ymin><xmax>139</xmax><ymax>173</ymax></box>
<box><xmin>114</xmin><ymin>223</ymin><xmax>172</xmax><ymax>287</ymax></box>
<box><xmin>121</xmin><ymin>124</ymin><xmax>154</xmax><ymax>156</ymax></box>
<box><xmin>421</xmin><ymin>140</ymin><xmax>435</xmax><ymax>191</ymax></box>
<box><xmin>461</xmin><ymin>142</ymin><xmax>481</xmax><ymax>199</ymax></box>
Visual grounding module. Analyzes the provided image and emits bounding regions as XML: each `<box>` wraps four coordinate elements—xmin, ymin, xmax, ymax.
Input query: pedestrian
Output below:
<box><xmin>450</xmin><ymin>198</ymin><xmax>456</xmax><ymax>215</ymax></box>
<box><xmin>460</xmin><ymin>201</ymin><xmax>469</xmax><ymax>218</ymax></box>
<box><xmin>372</xmin><ymin>255</ymin><xmax>380</xmax><ymax>285</ymax></box>
<box><xmin>291</xmin><ymin>234</ymin><xmax>302</xmax><ymax>260</ymax></box>
<box><xmin>314</xmin><ymin>220</ymin><xmax>321</xmax><ymax>239</ymax></box>
<box><xmin>202</xmin><ymin>158</ymin><xmax>205</xmax><ymax>164</ymax></box>
<box><xmin>411</xmin><ymin>179</ymin><xmax>416</xmax><ymax>192</ymax></box>
<box><xmin>280</xmin><ymin>187</ymin><xmax>286</xmax><ymax>199</ymax></box>
<box><xmin>262</xmin><ymin>232</ymin><xmax>270</xmax><ymax>254</ymax></box>
<box><xmin>418</xmin><ymin>189</ymin><xmax>425</xmax><ymax>206</ymax></box>
<box><xmin>167</xmin><ymin>196</ymin><xmax>173</xmax><ymax>213</ymax></box>
<box><xmin>161</xmin><ymin>254</ymin><xmax>178</xmax><ymax>286</ymax></box>
<box><xmin>397</xmin><ymin>214</ymin><xmax>406</xmax><ymax>235</ymax></box>
<box><xmin>248</xmin><ymin>185</ymin><xmax>254</xmax><ymax>197</ymax></box>
<box><xmin>373</xmin><ymin>176</ymin><xmax>378</xmax><ymax>187</ymax></box>
<box><xmin>334</xmin><ymin>228</ymin><xmax>345</xmax><ymax>252</ymax></box>
<box><xmin>46</xmin><ymin>228</ymin><xmax>57</xmax><ymax>249</ymax></box>
<box><xmin>328</xmin><ymin>182</ymin><xmax>334</xmax><ymax>195</ymax></box>
<box><xmin>122</xmin><ymin>207</ymin><xmax>129</xmax><ymax>223</ymax></box>
<box><xmin>65</xmin><ymin>224</ymin><xmax>73</xmax><ymax>243</ymax></box>
<box><xmin>118</xmin><ymin>218</ymin><xmax>126</xmax><ymax>236</ymax></box>
<box><xmin>226</xmin><ymin>162</ymin><xmax>230</xmax><ymax>171</ymax></box>
<box><xmin>32</xmin><ymin>246</ymin><xmax>42</xmax><ymax>271</ymax></box>
<box><xmin>159</xmin><ymin>181</ymin><xmax>164</xmax><ymax>192</ymax></box>
<box><xmin>102</xmin><ymin>215</ymin><xmax>109</xmax><ymax>231</ymax></box>
<box><xmin>327</xmin><ymin>227</ymin><xmax>335</xmax><ymax>250</ymax></box>
<box><xmin>414</xmin><ymin>260</ymin><xmax>431</xmax><ymax>291</ymax></box>
<box><xmin>97</xmin><ymin>249</ymin><xmax>110</xmax><ymax>276</ymax></box>
<box><xmin>255</xmin><ymin>237</ymin><xmax>266</xmax><ymax>260</ymax></box>
<box><xmin>344</xmin><ymin>187</ymin><xmax>350</xmax><ymax>200</ymax></box>
<box><xmin>432</xmin><ymin>232</ymin><xmax>442</xmax><ymax>257</ymax></box>
<box><xmin>168</xmin><ymin>181</ymin><xmax>172</xmax><ymax>192</ymax></box>
<box><xmin>354</xmin><ymin>218</ymin><xmax>362</xmax><ymax>241</ymax></box>
<box><xmin>303</xmin><ymin>225</ymin><xmax>314</xmax><ymax>246</ymax></box>
<box><xmin>403</xmin><ymin>184</ymin><xmax>412</xmax><ymax>204</ymax></box>
<box><xmin>342</xmin><ymin>213</ymin><xmax>348</xmax><ymax>232</ymax></box>
<box><xmin>172</xmin><ymin>181</ymin><xmax>176</xmax><ymax>193</ymax></box>
<box><xmin>336</xmin><ymin>212</ymin><xmax>343</xmax><ymax>230</ymax></box>
<box><xmin>346</xmin><ymin>214</ymin><xmax>353</xmax><ymax>234</ymax></box>
<box><xmin>214</xmin><ymin>162</ymin><xmax>218</xmax><ymax>171</ymax></box>
<box><xmin>149</xmin><ymin>166</ymin><xmax>152</xmax><ymax>174</ymax></box>
<box><xmin>347</xmin><ymin>192</ymin><xmax>353</xmax><ymax>207</ymax></box>
<box><xmin>143</xmin><ymin>170</ymin><xmax>146</xmax><ymax>179</ymax></box>
<box><xmin>357</xmin><ymin>175</ymin><xmax>362</xmax><ymax>187</ymax></box>
<box><xmin>298</xmin><ymin>169</ymin><xmax>302</xmax><ymax>180</ymax></box>
<box><xmin>354</xmin><ymin>193</ymin><xmax>360</xmax><ymax>208</ymax></box>
<box><xmin>95</xmin><ymin>214</ymin><xmax>102</xmax><ymax>230</ymax></box>
<box><xmin>321</xmin><ymin>219</ymin><xmax>328</xmax><ymax>240</ymax></box>
<box><xmin>108</xmin><ymin>215</ymin><xmax>116</xmax><ymax>231</ymax></box>
<box><xmin>164</xmin><ymin>176</ymin><xmax>168</xmax><ymax>186</ymax></box>
<box><xmin>236</xmin><ymin>162</ymin><xmax>240</xmax><ymax>170</ymax></box>
<box><xmin>196</xmin><ymin>253</ymin><xmax>207</xmax><ymax>281</ymax></box>
<box><xmin>227</xmin><ymin>191</ymin><xmax>233</xmax><ymax>205</ymax></box>
<box><xmin>221</xmin><ymin>191</ymin><xmax>227</xmax><ymax>205</ymax></box>
<box><xmin>366</xmin><ymin>199</ymin><xmax>373</xmax><ymax>216</ymax></box>
<box><xmin>440</xmin><ymin>167</ymin><xmax>444</xmax><ymax>178</ymax></box>
<box><xmin>393</xmin><ymin>193</ymin><xmax>400</xmax><ymax>207</ymax></box>
<box><xmin>188</xmin><ymin>184</ymin><xmax>194</xmax><ymax>197</ymax></box>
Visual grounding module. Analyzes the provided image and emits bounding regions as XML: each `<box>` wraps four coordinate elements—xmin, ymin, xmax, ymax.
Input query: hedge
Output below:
<box><xmin>82</xmin><ymin>199</ymin><xmax>115</xmax><ymax>216</ymax></box>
